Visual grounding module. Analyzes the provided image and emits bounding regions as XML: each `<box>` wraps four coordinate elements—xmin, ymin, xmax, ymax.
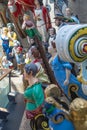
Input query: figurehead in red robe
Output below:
<box><xmin>8</xmin><ymin>0</ymin><xmax>35</xmax><ymax>18</ymax></box>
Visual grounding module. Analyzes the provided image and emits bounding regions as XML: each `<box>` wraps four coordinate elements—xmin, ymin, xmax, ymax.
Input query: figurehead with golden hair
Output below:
<box><xmin>70</xmin><ymin>98</ymin><xmax>87</xmax><ymax>130</ymax></box>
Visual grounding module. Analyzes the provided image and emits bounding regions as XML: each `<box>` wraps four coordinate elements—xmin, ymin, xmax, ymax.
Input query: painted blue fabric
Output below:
<box><xmin>1</xmin><ymin>37</ymin><xmax>9</xmax><ymax>54</ymax></box>
<box><xmin>51</xmin><ymin>56</ymin><xmax>87</xmax><ymax>100</ymax></box>
<box><xmin>1</xmin><ymin>37</ymin><xmax>12</xmax><ymax>60</ymax></box>
<box><xmin>49</xmin><ymin>108</ymin><xmax>75</xmax><ymax>130</ymax></box>
<box><xmin>44</xmin><ymin>102</ymin><xmax>75</xmax><ymax>130</ymax></box>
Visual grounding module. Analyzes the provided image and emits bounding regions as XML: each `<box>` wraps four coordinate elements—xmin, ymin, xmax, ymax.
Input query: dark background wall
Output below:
<box><xmin>68</xmin><ymin>0</ymin><xmax>87</xmax><ymax>23</ymax></box>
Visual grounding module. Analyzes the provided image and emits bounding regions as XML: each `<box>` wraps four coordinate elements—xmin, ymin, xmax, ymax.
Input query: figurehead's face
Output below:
<box><xmin>23</xmin><ymin>14</ymin><xmax>30</xmax><ymax>21</ymax></box>
<box><xmin>31</xmin><ymin>47</ymin><xmax>40</xmax><ymax>59</ymax></box>
<box><xmin>35</xmin><ymin>0</ymin><xmax>43</xmax><ymax>6</ymax></box>
<box><xmin>2</xmin><ymin>56</ymin><xmax>7</xmax><ymax>63</ymax></box>
<box><xmin>55</xmin><ymin>18</ymin><xmax>61</xmax><ymax>26</ymax></box>
<box><xmin>8</xmin><ymin>26</ymin><xmax>12</xmax><ymax>32</ymax></box>
<box><xmin>30</xmin><ymin>39</ymin><xmax>35</xmax><ymax>44</ymax></box>
<box><xmin>2</xmin><ymin>27</ymin><xmax>8</xmax><ymax>35</ymax></box>
<box><xmin>49</xmin><ymin>28</ymin><xmax>55</xmax><ymax>36</ymax></box>
<box><xmin>65</xmin><ymin>8</ymin><xmax>71</xmax><ymax>17</ymax></box>
<box><xmin>34</xmin><ymin>0</ymin><xmax>39</xmax><ymax>5</ymax></box>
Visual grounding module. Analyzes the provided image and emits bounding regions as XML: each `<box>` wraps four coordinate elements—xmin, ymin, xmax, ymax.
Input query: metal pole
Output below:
<box><xmin>9</xmin><ymin>71</ymin><xmax>11</xmax><ymax>92</ymax></box>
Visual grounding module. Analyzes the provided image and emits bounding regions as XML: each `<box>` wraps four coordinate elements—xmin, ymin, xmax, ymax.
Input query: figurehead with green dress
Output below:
<box><xmin>24</xmin><ymin>63</ymin><xmax>50</xmax><ymax>130</ymax></box>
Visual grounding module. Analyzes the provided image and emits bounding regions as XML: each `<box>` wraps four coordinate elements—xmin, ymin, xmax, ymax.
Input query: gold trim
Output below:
<box><xmin>77</xmin><ymin>74</ymin><xmax>87</xmax><ymax>85</ymax></box>
<box><xmin>51</xmin><ymin>112</ymin><xmax>65</xmax><ymax>124</ymax></box>
<box><xmin>68</xmin><ymin>84</ymin><xmax>78</xmax><ymax>97</ymax></box>
<box><xmin>35</xmin><ymin>113</ymin><xmax>44</xmax><ymax>120</ymax></box>
<box><xmin>35</xmin><ymin>114</ymin><xmax>50</xmax><ymax>130</ymax></box>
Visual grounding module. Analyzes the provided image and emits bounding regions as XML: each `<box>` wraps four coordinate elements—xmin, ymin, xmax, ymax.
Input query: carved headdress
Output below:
<box><xmin>70</xmin><ymin>98</ymin><xmax>87</xmax><ymax>130</ymax></box>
